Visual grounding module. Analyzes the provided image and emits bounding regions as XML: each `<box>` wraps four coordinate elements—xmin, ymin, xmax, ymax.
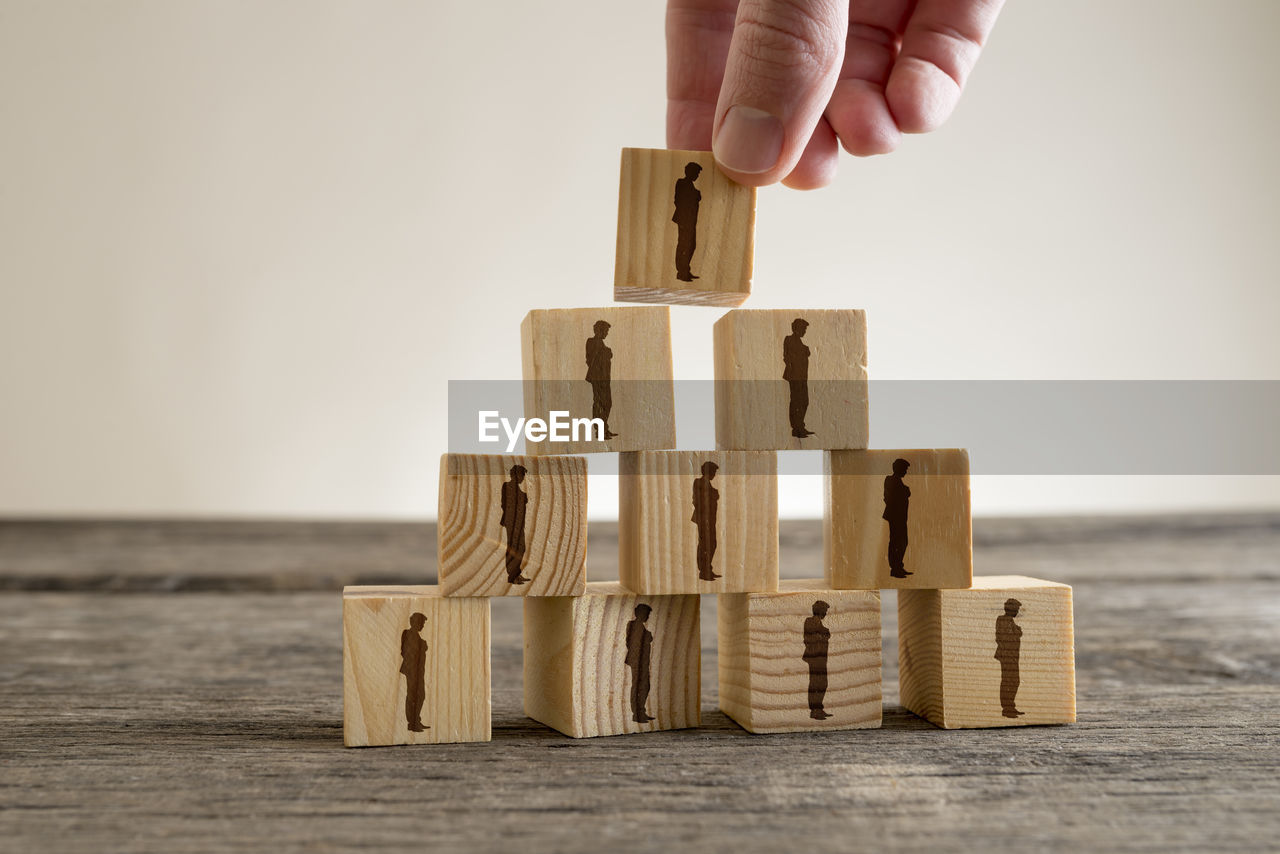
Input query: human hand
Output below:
<box><xmin>667</xmin><ymin>0</ymin><xmax>1006</xmax><ymax>189</ymax></box>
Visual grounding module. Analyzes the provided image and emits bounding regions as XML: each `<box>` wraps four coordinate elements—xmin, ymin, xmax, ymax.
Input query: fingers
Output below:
<box><xmin>886</xmin><ymin>0</ymin><xmax>1005</xmax><ymax>134</ymax></box>
<box><xmin>666</xmin><ymin>0</ymin><xmax>738</xmax><ymax>150</ymax></box>
<box><xmin>782</xmin><ymin>116</ymin><xmax>839</xmax><ymax>189</ymax></box>
<box><xmin>824</xmin><ymin>20</ymin><xmax>905</xmax><ymax>156</ymax></box>
<box><xmin>711</xmin><ymin>0</ymin><xmax>848</xmax><ymax>185</ymax></box>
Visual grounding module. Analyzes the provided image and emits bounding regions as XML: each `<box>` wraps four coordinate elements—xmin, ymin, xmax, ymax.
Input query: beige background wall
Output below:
<box><xmin>2</xmin><ymin>0</ymin><xmax>1277</xmax><ymax>519</ymax></box>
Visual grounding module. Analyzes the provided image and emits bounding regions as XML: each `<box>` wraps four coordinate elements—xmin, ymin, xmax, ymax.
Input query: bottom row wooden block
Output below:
<box><xmin>342</xmin><ymin>576</ymin><xmax>1075</xmax><ymax>746</ymax></box>
<box><xmin>719</xmin><ymin>580</ymin><xmax>882</xmax><ymax>733</ymax></box>
<box><xmin>343</xmin><ymin>586</ymin><xmax>491</xmax><ymax>746</ymax></box>
<box><xmin>898</xmin><ymin>575</ymin><xmax>1076</xmax><ymax>729</ymax></box>
<box><xmin>524</xmin><ymin>582</ymin><xmax>701</xmax><ymax>738</ymax></box>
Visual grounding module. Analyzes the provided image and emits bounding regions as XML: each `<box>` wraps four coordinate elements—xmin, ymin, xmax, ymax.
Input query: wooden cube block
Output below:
<box><xmin>719</xmin><ymin>580</ymin><xmax>882</xmax><ymax>733</ymax></box>
<box><xmin>523</xmin><ymin>582</ymin><xmax>700</xmax><ymax>738</ymax></box>
<box><xmin>825</xmin><ymin>449</ymin><xmax>972</xmax><ymax>590</ymax></box>
<box><xmin>614</xmin><ymin>148</ymin><xmax>756</xmax><ymax>307</ymax></box>
<box><xmin>714</xmin><ymin>309</ymin><xmax>868</xmax><ymax>450</ymax></box>
<box><xmin>438</xmin><ymin>454</ymin><xmax>587</xmax><ymax>597</ymax></box>
<box><xmin>343</xmin><ymin>586</ymin><xmax>490</xmax><ymax>746</ymax></box>
<box><xmin>618</xmin><ymin>450</ymin><xmax>778</xmax><ymax>594</ymax></box>
<box><xmin>521</xmin><ymin>307</ymin><xmax>676</xmax><ymax>454</ymax></box>
<box><xmin>898</xmin><ymin>576</ymin><xmax>1076</xmax><ymax>728</ymax></box>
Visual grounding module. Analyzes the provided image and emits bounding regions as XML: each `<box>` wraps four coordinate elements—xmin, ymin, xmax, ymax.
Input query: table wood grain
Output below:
<box><xmin>1</xmin><ymin>515</ymin><xmax>1277</xmax><ymax>852</ymax></box>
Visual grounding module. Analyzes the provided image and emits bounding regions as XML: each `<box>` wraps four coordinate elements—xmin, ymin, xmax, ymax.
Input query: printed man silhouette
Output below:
<box><xmin>585</xmin><ymin>320</ymin><xmax>617</xmax><ymax>439</ymax></box>
<box><xmin>672</xmin><ymin>161</ymin><xmax>703</xmax><ymax>282</ymax></box>
<box><xmin>883</xmin><ymin>458</ymin><xmax>912</xmax><ymax>579</ymax></box>
<box><xmin>499</xmin><ymin>464</ymin><xmax>530</xmax><ymax>584</ymax></box>
<box><xmin>803</xmin><ymin>600</ymin><xmax>833</xmax><ymax>720</ymax></box>
<box><xmin>625</xmin><ymin>603</ymin><xmax>656</xmax><ymax>723</ymax></box>
<box><xmin>399</xmin><ymin>612</ymin><xmax>429</xmax><ymax>732</ymax></box>
<box><xmin>691</xmin><ymin>461</ymin><xmax>720</xmax><ymax>581</ymax></box>
<box><xmin>782</xmin><ymin>318</ymin><xmax>813</xmax><ymax>438</ymax></box>
<box><xmin>995</xmin><ymin>598</ymin><xmax>1025</xmax><ymax>718</ymax></box>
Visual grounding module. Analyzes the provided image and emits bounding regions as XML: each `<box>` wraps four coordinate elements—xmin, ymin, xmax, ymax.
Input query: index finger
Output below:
<box><xmin>667</xmin><ymin>0</ymin><xmax>738</xmax><ymax>149</ymax></box>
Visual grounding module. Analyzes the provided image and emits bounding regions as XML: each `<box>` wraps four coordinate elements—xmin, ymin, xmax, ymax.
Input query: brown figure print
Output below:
<box><xmin>672</xmin><ymin>162</ymin><xmax>702</xmax><ymax>282</ymax></box>
<box><xmin>883</xmin><ymin>458</ymin><xmax>912</xmax><ymax>578</ymax></box>
<box><xmin>691</xmin><ymin>461</ymin><xmax>720</xmax><ymax>581</ymax></box>
<box><xmin>624</xmin><ymin>603</ymin><xmax>655</xmax><ymax>723</ymax></box>
<box><xmin>399</xmin><ymin>612</ymin><xmax>429</xmax><ymax>732</ymax></box>
<box><xmin>782</xmin><ymin>318</ymin><xmax>813</xmax><ymax>438</ymax></box>
<box><xmin>499</xmin><ymin>464</ymin><xmax>530</xmax><ymax>584</ymax></box>
<box><xmin>803</xmin><ymin>600</ymin><xmax>832</xmax><ymax>720</ymax></box>
<box><xmin>584</xmin><ymin>320</ymin><xmax>617</xmax><ymax>439</ymax></box>
<box><xmin>995</xmin><ymin>598</ymin><xmax>1025</xmax><ymax>718</ymax></box>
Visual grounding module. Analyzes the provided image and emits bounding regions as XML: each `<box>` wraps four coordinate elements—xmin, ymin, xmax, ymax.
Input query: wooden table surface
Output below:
<box><xmin>2</xmin><ymin>515</ymin><xmax>1278</xmax><ymax>852</ymax></box>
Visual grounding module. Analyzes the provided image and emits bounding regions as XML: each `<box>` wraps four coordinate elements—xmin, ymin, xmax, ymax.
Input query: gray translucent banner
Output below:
<box><xmin>447</xmin><ymin>380</ymin><xmax>1280</xmax><ymax>475</ymax></box>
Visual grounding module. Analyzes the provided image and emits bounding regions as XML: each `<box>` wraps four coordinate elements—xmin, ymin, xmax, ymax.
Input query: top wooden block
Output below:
<box><xmin>714</xmin><ymin>309</ymin><xmax>869</xmax><ymax>450</ymax></box>
<box><xmin>614</xmin><ymin>149</ymin><xmax>756</xmax><ymax>307</ymax></box>
<box><xmin>521</xmin><ymin>307</ymin><xmax>676</xmax><ymax>454</ymax></box>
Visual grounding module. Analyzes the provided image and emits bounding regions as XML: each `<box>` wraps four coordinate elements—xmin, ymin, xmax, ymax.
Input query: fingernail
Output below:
<box><xmin>714</xmin><ymin>106</ymin><xmax>784</xmax><ymax>175</ymax></box>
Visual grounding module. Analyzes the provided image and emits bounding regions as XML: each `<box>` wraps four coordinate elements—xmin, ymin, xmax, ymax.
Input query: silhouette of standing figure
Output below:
<box><xmin>399</xmin><ymin>612</ymin><xmax>429</xmax><ymax>732</ymax></box>
<box><xmin>625</xmin><ymin>604</ymin><xmax>655</xmax><ymax>723</ymax></box>
<box><xmin>499</xmin><ymin>464</ymin><xmax>530</xmax><ymax>585</ymax></box>
<box><xmin>995</xmin><ymin>598</ymin><xmax>1025</xmax><ymax>718</ymax></box>
<box><xmin>782</xmin><ymin>318</ymin><xmax>813</xmax><ymax>438</ymax></box>
<box><xmin>672</xmin><ymin>162</ymin><xmax>703</xmax><ymax>282</ymax></box>
<box><xmin>883</xmin><ymin>458</ymin><xmax>912</xmax><ymax>579</ymax></box>
<box><xmin>691</xmin><ymin>461</ymin><xmax>720</xmax><ymax>581</ymax></box>
<box><xmin>803</xmin><ymin>600</ymin><xmax>832</xmax><ymax>720</ymax></box>
<box><xmin>585</xmin><ymin>320</ymin><xmax>618</xmax><ymax>439</ymax></box>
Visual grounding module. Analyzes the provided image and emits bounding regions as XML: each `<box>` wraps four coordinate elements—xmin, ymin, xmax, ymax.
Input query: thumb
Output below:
<box><xmin>712</xmin><ymin>0</ymin><xmax>846</xmax><ymax>185</ymax></box>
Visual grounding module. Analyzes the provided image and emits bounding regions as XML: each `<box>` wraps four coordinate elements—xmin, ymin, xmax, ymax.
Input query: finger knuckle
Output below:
<box><xmin>735</xmin><ymin>1</ymin><xmax>840</xmax><ymax>78</ymax></box>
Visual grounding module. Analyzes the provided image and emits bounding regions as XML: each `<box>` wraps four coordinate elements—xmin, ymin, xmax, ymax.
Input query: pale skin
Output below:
<box><xmin>667</xmin><ymin>0</ymin><xmax>1007</xmax><ymax>189</ymax></box>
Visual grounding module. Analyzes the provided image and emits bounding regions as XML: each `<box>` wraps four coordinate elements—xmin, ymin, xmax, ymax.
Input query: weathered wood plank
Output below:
<box><xmin>3</xmin><ymin>513</ymin><xmax>1279</xmax><ymax>590</ymax></box>
<box><xmin>1</xmin><ymin>516</ymin><xmax>1278</xmax><ymax>852</ymax></box>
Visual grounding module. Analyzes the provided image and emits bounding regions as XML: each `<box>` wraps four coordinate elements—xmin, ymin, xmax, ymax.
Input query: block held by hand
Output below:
<box><xmin>614</xmin><ymin>148</ymin><xmax>756</xmax><ymax>307</ymax></box>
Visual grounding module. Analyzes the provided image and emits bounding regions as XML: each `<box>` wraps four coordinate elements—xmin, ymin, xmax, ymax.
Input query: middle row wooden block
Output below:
<box><xmin>620</xmin><ymin>450</ymin><xmax>778</xmax><ymax>594</ymax></box>
<box><xmin>438</xmin><ymin>454</ymin><xmax>588</xmax><ymax>597</ymax></box>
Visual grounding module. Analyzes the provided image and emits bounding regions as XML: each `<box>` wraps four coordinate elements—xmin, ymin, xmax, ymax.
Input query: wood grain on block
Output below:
<box><xmin>438</xmin><ymin>454</ymin><xmax>587</xmax><ymax>597</ymax></box>
<box><xmin>342</xmin><ymin>586</ymin><xmax>490</xmax><ymax>746</ymax></box>
<box><xmin>618</xmin><ymin>450</ymin><xmax>778</xmax><ymax>594</ymax></box>
<box><xmin>825</xmin><ymin>449</ymin><xmax>972</xmax><ymax>590</ymax></box>
<box><xmin>614</xmin><ymin>148</ymin><xmax>755</xmax><ymax>307</ymax></box>
<box><xmin>714</xmin><ymin>309</ymin><xmax>868</xmax><ymax>450</ymax></box>
<box><xmin>898</xmin><ymin>576</ymin><xmax>1076</xmax><ymax>729</ymax></box>
<box><xmin>719</xmin><ymin>579</ymin><xmax>881</xmax><ymax>733</ymax></box>
<box><xmin>521</xmin><ymin>307</ymin><xmax>676</xmax><ymax>454</ymax></box>
<box><xmin>523</xmin><ymin>581</ymin><xmax>700</xmax><ymax>738</ymax></box>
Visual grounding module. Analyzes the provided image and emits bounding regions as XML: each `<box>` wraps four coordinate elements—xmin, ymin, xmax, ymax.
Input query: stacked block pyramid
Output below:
<box><xmin>342</xmin><ymin>148</ymin><xmax>1077</xmax><ymax>746</ymax></box>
